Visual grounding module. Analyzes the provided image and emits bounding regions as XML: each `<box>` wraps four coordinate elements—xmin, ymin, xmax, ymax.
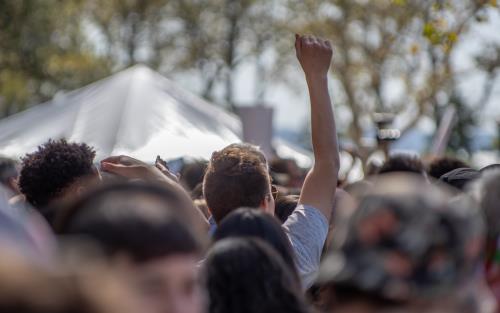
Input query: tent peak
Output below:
<box><xmin>111</xmin><ymin>64</ymin><xmax>169</xmax><ymax>87</ymax></box>
<box><xmin>121</xmin><ymin>63</ymin><xmax>156</xmax><ymax>76</ymax></box>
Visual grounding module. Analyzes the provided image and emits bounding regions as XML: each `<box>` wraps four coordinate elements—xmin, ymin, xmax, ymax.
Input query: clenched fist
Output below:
<box><xmin>295</xmin><ymin>34</ymin><xmax>332</xmax><ymax>78</ymax></box>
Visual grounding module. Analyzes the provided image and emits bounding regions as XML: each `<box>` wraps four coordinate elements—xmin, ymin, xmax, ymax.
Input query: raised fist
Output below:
<box><xmin>295</xmin><ymin>34</ymin><xmax>332</xmax><ymax>78</ymax></box>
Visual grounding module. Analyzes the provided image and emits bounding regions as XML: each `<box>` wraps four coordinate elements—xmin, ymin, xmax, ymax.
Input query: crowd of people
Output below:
<box><xmin>0</xmin><ymin>35</ymin><xmax>499</xmax><ymax>313</ymax></box>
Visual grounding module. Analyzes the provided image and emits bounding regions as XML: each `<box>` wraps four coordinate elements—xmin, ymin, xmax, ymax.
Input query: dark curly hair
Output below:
<box><xmin>19</xmin><ymin>139</ymin><xmax>96</xmax><ymax>208</ymax></box>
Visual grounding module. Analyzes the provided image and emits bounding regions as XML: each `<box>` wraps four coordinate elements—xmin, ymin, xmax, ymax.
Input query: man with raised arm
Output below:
<box><xmin>281</xmin><ymin>34</ymin><xmax>340</xmax><ymax>287</ymax></box>
<box><xmin>101</xmin><ymin>35</ymin><xmax>340</xmax><ymax>288</ymax></box>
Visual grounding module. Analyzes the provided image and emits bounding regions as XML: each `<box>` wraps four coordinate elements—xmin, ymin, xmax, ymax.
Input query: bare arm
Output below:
<box><xmin>101</xmin><ymin>155</ymin><xmax>210</xmax><ymax>231</ymax></box>
<box><xmin>296</xmin><ymin>35</ymin><xmax>340</xmax><ymax>220</ymax></box>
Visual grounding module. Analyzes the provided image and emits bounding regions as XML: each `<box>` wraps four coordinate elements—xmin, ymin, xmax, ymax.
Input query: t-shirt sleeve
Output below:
<box><xmin>282</xmin><ymin>204</ymin><xmax>329</xmax><ymax>289</ymax></box>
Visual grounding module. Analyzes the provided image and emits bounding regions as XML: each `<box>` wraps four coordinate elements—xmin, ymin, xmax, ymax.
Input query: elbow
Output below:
<box><xmin>314</xmin><ymin>155</ymin><xmax>340</xmax><ymax>176</ymax></box>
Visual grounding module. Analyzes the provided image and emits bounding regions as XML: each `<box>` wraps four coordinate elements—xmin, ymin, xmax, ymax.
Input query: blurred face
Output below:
<box><xmin>122</xmin><ymin>255</ymin><xmax>204</xmax><ymax>313</ymax></box>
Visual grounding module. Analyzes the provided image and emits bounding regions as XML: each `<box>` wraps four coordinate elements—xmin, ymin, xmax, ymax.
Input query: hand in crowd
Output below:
<box><xmin>295</xmin><ymin>34</ymin><xmax>332</xmax><ymax>79</ymax></box>
<box><xmin>101</xmin><ymin>154</ymin><xmax>210</xmax><ymax>230</ymax></box>
<box><xmin>155</xmin><ymin>155</ymin><xmax>180</xmax><ymax>183</ymax></box>
<box><xmin>101</xmin><ymin>155</ymin><xmax>176</xmax><ymax>183</ymax></box>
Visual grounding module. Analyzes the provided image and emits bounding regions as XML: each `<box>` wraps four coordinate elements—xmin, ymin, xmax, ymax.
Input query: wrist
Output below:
<box><xmin>305</xmin><ymin>73</ymin><xmax>328</xmax><ymax>83</ymax></box>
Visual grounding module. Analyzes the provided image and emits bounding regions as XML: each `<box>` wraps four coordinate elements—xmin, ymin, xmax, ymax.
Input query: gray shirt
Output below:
<box><xmin>282</xmin><ymin>204</ymin><xmax>329</xmax><ymax>289</ymax></box>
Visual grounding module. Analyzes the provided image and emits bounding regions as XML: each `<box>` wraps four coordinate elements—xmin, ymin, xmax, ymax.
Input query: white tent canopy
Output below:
<box><xmin>0</xmin><ymin>65</ymin><xmax>242</xmax><ymax>161</ymax></box>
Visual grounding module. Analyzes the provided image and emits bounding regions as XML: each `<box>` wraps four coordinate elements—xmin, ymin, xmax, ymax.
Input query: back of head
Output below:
<box><xmin>378</xmin><ymin>154</ymin><xmax>426</xmax><ymax>176</ymax></box>
<box><xmin>428</xmin><ymin>156</ymin><xmax>470</xmax><ymax>179</ymax></box>
<box><xmin>0</xmin><ymin>250</ymin><xmax>135</xmax><ymax>313</ymax></box>
<box><xmin>203</xmin><ymin>144</ymin><xmax>271</xmax><ymax>223</ymax></box>
<box><xmin>19</xmin><ymin>139</ymin><xmax>97</xmax><ymax>210</ymax></box>
<box><xmin>224</xmin><ymin>143</ymin><xmax>268</xmax><ymax>164</ymax></box>
<box><xmin>270</xmin><ymin>158</ymin><xmax>301</xmax><ymax>187</ymax></box>
<box><xmin>213</xmin><ymin>208</ymin><xmax>299</xmax><ymax>283</ymax></box>
<box><xmin>180</xmin><ymin>160</ymin><xmax>208</xmax><ymax>191</ymax></box>
<box><xmin>205</xmin><ymin>238</ymin><xmax>308</xmax><ymax>313</ymax></box>
<box><xmin>55</xmin><ymin>182</ymin><xmax>202</xmax><ymax>263</ymax></box>
<box><xmin>315</xmin><ymin>175</ymin><xmax>485</xmax><ymax>310</ymax></box>
<box><xmin>480</xmin><ymin>164</ymin><xmax>500</xmax><ymax>174</ymax></box>
<box><xmin>343</xmin><ymin>180</ymin><xmax>373</xmax><ymax>200</ymax></box>
<box><xmin>471</xmin><ymin>169</ymin><xmax>500</xmax><ymax>238</ymax></box>
<box><xmin>274</xmin><ymin>195</ymin><xmax>299</xmax><ymax>224</ymax></box>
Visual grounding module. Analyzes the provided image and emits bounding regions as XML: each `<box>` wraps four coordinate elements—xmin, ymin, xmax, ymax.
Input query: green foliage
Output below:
<box><xmin>0</xmin><ymin>0</ymin><xmax>291</xmax><ymax>114</ymax></box>
<box><xmin>0</xmin><ymin>0</ymin><xmax>110</xmax><ymax>116</ymax></box>
<box><xmin>0</xmin><ymin>0</ymin><xmax>498</xmax><ymax>159</ymax></box>
<box><xmin>285</xmin><ymin>0</ymin><xmax>494</xmax><ymax>158</ymax></box>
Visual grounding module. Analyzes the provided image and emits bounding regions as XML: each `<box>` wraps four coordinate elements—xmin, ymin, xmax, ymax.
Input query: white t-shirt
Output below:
<box><xmin>207</xmin><ymin>204</ymin><xmax>329</xmax><ymax>289</ymax></box>
<box><xmin>282</xmin><ymin>204</ymin><xmax>329</xmax><ymax>289</ymax></box>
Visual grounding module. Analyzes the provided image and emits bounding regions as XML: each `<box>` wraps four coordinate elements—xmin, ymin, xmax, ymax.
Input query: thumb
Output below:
<box><xmin>295</xmin><ymin>34</ymin><xmax>301</xmax><ymax>58</ymax></box>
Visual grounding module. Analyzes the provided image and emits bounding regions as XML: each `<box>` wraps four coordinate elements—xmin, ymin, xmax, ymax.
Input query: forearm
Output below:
<box><xmin>306</xmin><ymin>74</ymin><xmax>340</xmax><ymax>172</ymax></box>
<box><xmin>101</xmin><ymin>156</ymin><xmax>210</xmax><ymax>231</ymax></box>
<box><xmin>294</xmin><ymin>34</ymin><xmax>339</xmax><ymax>218</ymax></box>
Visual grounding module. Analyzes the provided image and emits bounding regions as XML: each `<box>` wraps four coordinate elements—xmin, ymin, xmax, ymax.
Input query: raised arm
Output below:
<box><xmin>295</xmin><ymin>35</ymin><xmax>340</xmax><ymax>220</ymax></box>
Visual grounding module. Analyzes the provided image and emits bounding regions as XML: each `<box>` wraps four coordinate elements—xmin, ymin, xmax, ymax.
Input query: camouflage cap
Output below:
<box><xmin>317</xmin><ymin>174</ymin><xmax>485</xmax><ymax>302</ymax></box>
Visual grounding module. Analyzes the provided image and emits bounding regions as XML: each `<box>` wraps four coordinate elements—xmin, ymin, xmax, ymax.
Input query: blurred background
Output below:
<box><xmin>1</xmin><ymin>0</ymin><xmax>499</xmax><ymax>180</ymax></box>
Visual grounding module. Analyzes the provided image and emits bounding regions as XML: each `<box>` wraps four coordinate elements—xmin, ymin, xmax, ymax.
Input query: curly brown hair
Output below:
<box><xmin>19</xmin><ymin>139</ymin><xmax>96</xmax><ymax>208</ymax></box>
<box><xmin>203</xmin><ymin>145</ymin><xmax>270</xmax><ymax>223</ymax></box>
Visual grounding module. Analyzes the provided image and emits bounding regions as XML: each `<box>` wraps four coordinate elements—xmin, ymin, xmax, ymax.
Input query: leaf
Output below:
<box><xmin>423</xmin><ymin>23</ymin><xmax>436</xmax><ymax>39</ymax></box>
<box><xmin>447</xmin><ymin>32</ymin><xmax>457</xmax><ymax>44</ymax></box>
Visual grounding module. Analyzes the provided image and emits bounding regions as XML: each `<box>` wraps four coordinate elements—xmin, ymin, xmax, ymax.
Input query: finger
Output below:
<box><xmin>155</xmin><ymin>162</ymin><xmax>168</xmax><ymax>172</ymax></box>
<box><xmin>101</xmin><ymin>156</ymin><xmax>123</xmax><ymax>164</ymax></box>
<box><xmin>101</xmin><ymin>162</ymin><xmax>132</xmax><ymax>177</ymax></box>
<box><xmin>155</xmin><ymin>164</ymin><xmax>179</xmax><ymax>182</ymax></box>
<box><xmin>167</xmin><ymin>171</ymin><xmax>180</xmax><ymax>183</ymax></box>
<box><xmin>156</xmin><ymin>155</ymin><xmax>168</xmax><ymax>168</ymax></box>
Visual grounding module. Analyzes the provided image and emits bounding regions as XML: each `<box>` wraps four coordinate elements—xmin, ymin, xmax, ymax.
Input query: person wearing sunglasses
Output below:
<box><xmin>202</xmin><ymin>35</ymin><xmax>340</xmax><ymax>289</ymax></box>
